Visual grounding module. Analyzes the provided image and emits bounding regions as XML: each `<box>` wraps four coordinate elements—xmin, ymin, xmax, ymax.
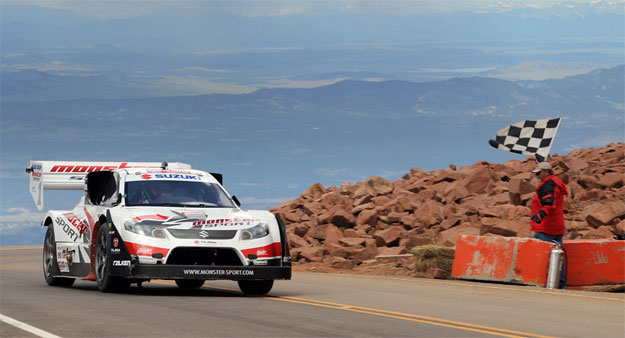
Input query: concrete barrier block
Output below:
<box><xmin>563</xmin><ymin>239</ymin><xmax>625</xmax><ymax>286</ymax></box>
<box><xmin>452</xmin><ymin>235</ymin><xmax>553</xmax><ymax>286</ymax></box>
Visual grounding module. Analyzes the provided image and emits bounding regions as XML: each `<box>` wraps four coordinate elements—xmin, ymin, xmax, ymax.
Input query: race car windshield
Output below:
<box><xmin>125</xmin><ymin>180</ymin><xmax>235</xmax><ymax>208</ymax></box>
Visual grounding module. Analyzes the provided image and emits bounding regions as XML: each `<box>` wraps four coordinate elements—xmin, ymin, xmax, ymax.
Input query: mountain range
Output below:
<box><xmin>1</xmin><ymin>65</ymin><xmax>623</xmax><ymax>246</ymax></box>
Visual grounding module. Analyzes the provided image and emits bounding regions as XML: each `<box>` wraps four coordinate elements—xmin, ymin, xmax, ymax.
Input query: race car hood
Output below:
<box><xmin>112</xmin><ymin>207</ymin><xmax>271</xmax><ymax>231</ymax></box>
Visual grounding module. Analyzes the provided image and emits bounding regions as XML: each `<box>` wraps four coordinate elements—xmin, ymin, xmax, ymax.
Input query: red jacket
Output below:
<box><xmin>531</xmin><ymin>174</ymin><xmax>569</xmax><ymax>235</ymax></box>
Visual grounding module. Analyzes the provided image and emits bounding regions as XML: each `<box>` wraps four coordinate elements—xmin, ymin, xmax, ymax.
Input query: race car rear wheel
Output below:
<box><xmin>43</xmin><ymin>226</ymin><xmax>75</xmax><ymax>287</ymax></box>
<box><xmin>237</xmin><ymin>280</ymin><xmax>273</xmax><ymax>295</ymax></box>
<box><xmin>95</xmin><ymin>225</ymin><xmax>129</xmax><ymax>292</ymax></box>
<box><xmin>175</xmin><ymin>279</ymin><xmax>205</xmax><ymax>289</ymax></box>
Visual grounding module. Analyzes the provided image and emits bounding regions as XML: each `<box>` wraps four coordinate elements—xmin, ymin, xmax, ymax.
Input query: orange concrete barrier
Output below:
<box><xmin>452</xmin><ymin>235</ymin><xmax>625</xmax><ymax>287</ymax></box>
<box><xmin>452</xmin><ymin>235</ymin><xmax>554</xmax><ymax>286</ymax></box>
<box><xmin>563</xmin><ymin>239</ymin><xmax>625</xmax><ymax>286</ymax></box>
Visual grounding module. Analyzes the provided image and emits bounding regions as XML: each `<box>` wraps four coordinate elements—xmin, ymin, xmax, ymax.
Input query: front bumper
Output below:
<box><xmin>106</xmin><ymin>211</ymin><xmax>292</xmax><ymax>281</ymax></box>
<box><xmin>123</xmin><ymin>264</ymin><xmax>291</xmax><ymax>280</ymax></box>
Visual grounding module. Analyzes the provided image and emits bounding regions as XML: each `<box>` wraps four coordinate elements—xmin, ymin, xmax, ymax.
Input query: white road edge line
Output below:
<box><xmin>0</xmin><ymin>313</ymin><xmax>62</xmax><ymax>338</ymax></box>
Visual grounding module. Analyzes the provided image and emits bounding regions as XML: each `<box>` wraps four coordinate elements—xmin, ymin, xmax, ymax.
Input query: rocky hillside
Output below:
<box><xmin>271</xmin><ymin>143</ymin><xmax>624</xmax><ymax>273</ymax></box>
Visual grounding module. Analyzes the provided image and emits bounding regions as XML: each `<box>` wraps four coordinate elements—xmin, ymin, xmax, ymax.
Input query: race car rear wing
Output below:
<box><xmin>26</xmin><ymin>161</ymin><xmax>192</xmax><ymax>210</ymax></box>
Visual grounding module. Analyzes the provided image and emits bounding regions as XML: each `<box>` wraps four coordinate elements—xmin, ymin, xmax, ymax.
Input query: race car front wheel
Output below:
<box><xmin>238</xmin><ymin>280</ymin><xmax>273</xmax><ymax>295</ymax></box>
<box><xmin>43</xmin><ymin>226</ymin><xmax>75</xmax><ymax>287</ymax></box>
<box><xmin>95</xmin><ymin>225</ymin><xmax>129</xmax><ymax>292</ymax></box>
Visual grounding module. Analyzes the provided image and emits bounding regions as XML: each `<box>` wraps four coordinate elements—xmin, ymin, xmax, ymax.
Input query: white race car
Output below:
<box><xmin>27</xmin><ymin>161</ymin><xmax>291</xmax><ymax>294</ymax></box>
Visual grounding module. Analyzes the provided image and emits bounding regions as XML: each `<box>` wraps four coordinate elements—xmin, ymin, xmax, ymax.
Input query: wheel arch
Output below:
<box><xmin>89</xmin><ymin>214</ymin><xmax>109</xmax><ymax>273</ymax></box>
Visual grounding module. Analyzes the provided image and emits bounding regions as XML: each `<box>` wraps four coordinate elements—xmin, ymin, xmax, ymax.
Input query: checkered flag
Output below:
<box><xmin>489</xmin><ymin>117</ymin><xmax>561</xmax><ymax>162</ymax></box>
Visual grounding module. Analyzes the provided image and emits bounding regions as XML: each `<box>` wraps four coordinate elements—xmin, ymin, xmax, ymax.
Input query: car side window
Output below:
<box><xmin>100</xmin><ymin>172</ymin><xmax>120</xmax><ymax>206</ymax></box>
<box><xmin>86</xmin><ymin>171</ymin><xmax>120</xmax><ymax>206</ymax></box>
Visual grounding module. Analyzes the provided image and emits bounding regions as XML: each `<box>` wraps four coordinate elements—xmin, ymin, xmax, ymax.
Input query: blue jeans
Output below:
<box><xmin>533</xmin><ymin>232</ymin><xmax>566</xmax><ymax>288</ymax></box>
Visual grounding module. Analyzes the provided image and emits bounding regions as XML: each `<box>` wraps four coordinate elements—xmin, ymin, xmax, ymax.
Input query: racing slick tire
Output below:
<box><xmin>95</xmin><ymin>225</ymin><xmax>130</xmax><ymax>292</ymax></box>
<box><xmin>237</xmin><ymin>280</ymin><xmax>273</xmax><ymax>295</ymax></box>
<box><xmin>175</xmin><ymin>279</ymin><xmax>205</xmax><ymax>289</ymax></box>
<box><xmin>43</xmin><ymin>226</ymin><xmax>75</xmax><ymax>287</ymax></box>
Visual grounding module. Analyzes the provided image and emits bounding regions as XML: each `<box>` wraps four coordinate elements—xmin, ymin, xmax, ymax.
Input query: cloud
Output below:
<box><xmin>470</xmin><ymin>105</ymin><xmax>498</xmax><ymax>116</ymax></box>
<box><xmin>0</xmin><ymin>207</ymin><xmax>44</xmax><ymax>234</ymax></box>
<box><xmin>273</xmin><ymin>7</ymin><xmax>304</xmax><ymax>16</ymax></box>
<box><xmin>287</xmin><ymin>147</ymin><xmax>310</xmax><ymax>155</ymax></box>
<box><xmin>314</xmin><ymin>168</ymin><xmax>350</xmax><ymax>177</ymax></box>
<box><xmin>236</xmin><ymin>182</ymin><xmax>270</xmax><ymax>187</ymax></box>
<box><xmin>239</xmin><ymin>196</ymin><xmax>291</xmax><ymax>209</ymax></box>
<box><xmin>193</xmin><ymin>47</ymin><xmax>302</xmax><ymax>56</ymax></box>
<box><xmin>6</xmin><ymin>0</ymin><xmax>620</xmax><ymax>22</ymax></box>
<box><xmin>174</xmin><ymin>66</ymin><xmax>232</xmax><ymax>73</ymax></box>
<box><xmin>564</xmin><ymin>131</ymin><xmax>625</xmax><ymax>151</ymax></box>
<box><xmin>375</xmin><ymin>169</ymin><xmax>408</xmax><ymax>179</ymax></box>
<box><xmin>3</xmin><ymin>53</ymin><xmax>25</xmax><ymax>59</ymax></box>
<box><xmin>11</xmin><ymin>0</ymin><xmax>164</xmax><ymax>20</ymax></box>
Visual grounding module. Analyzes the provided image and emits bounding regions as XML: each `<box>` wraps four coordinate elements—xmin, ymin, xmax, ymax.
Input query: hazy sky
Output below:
<box><xmin>7</xmin><ymin>0</ymin><xmax>621</xmax><ymax>20</ymax></box>
<box><xmin>1</xmin><ymin>0</ymin><xmax>623</xmax><ymax>245</ymax></box>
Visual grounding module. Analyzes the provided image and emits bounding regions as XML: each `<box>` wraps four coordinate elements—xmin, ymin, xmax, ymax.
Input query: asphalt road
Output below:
<box><xmin>1</xmin><ymin>246</ymin><xmax>623</xmax><ymax>338</ymax></box>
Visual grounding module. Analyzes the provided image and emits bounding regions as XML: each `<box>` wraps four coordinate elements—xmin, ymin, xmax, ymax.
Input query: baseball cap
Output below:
<box><xmin>532</xmin><ymin>162</ymin><xmax>553</xmax><ymax>173</ymax></box>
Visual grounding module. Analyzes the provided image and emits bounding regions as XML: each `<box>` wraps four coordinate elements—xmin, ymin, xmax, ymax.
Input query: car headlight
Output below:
<box><xmin>124</xmin><ymin>220</ymin><xmax>168</xmax><ymax>239</ymax></box>
<box><xmin>240</xmin><ymin>223</ymin><xmax>269</xmax><ymax>240</ymax></box>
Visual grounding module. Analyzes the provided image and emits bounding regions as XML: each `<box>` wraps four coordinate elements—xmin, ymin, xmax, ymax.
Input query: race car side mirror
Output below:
<box><xmin>232</xmin><ymin>195</ymin><xmax>241</xmax><ymax>207</ymax></box>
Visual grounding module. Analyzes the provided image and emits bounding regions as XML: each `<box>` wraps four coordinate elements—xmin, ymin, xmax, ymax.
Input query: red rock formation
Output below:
<box><xmin>272</xmin><ymin>143</ymin><xmax>625</xmax><ymax>269</ymax></box>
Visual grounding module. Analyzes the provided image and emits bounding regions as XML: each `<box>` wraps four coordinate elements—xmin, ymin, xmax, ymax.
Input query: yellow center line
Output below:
<box><xmin>265</xmin><ymin>295</ymin><xmax>554</xmax><ymax>338</ymax></box>
<box><xmin>150</xmin><ymin>281</ymin><xmax>553</xmax><ymax>338</ymax></box>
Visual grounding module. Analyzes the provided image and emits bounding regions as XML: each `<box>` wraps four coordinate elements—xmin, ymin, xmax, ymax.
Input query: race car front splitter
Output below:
<box><xmin>127</xmin><ymin>264</ymin><xmax>291</xmax><ymax>280</ymax></box>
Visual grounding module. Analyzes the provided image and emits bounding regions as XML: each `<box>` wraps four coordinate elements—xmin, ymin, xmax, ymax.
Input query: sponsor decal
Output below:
<box><xmin>111</xmin><ymin>248</ymin><xmax>121</xmax><ymax>254</ymax></box>
<box><xmin>139</xmin><ymin>174</ymin><xmax>200</xmax><ymax>180</ymax></box>
<box><xmin>56</xmin><ymin>216</ymin><xmax>79</xmax><ymax>242</ymax></box>
<box><xmin>57</xmin><ymin>245</ymin><xmax>71</xmax><ymax>260</ymax></box>
<box><xmin>50</xmin><ymin>163</ymin><xmax>131</xmax><ymax>173</ymax></box>
<box><xmin>192</xmin><ymin>218</ymin><xmax>260</xmax><ymax>228</ymax></box>
<box><xmin>199</xmin><ymin>231</ymin><xmax>210</xmax><ymax>238</ymax></box>
<box><xmin>183</xmin><ymin>269</ymin><xmax>255</xmax><ymax>276</ymax></box>
<box><xmin>146</xmin><ymin>169</ymin><xmax>193</xmax><ymax>174</ymax></box>
<box><xmin>63</xmin><ymin>212</ymin><xmax>88</xmax><ymax>235</ymax></box>
<box><xmin>193</xmin><ymin>240</ymin><xmax>217</xmax><ymax>245</ymax></box>
<box><xmin>241</xmin><ymin>242</ymin><xmax>282</xmax><ymax>259</ymax></box>
<box><xmin>155</xmin><ymin>174</ymin><xmax>200</xmax><ymax>180</ymax></box>
<box><xmin>113</xmin><ymin>260</ymin><xmax>131</xmax><ymax>266</ymax></box>
<box><xmin>137</xmin><ymin>247</ymin><xmax>153</xmax><ymax>255</ymax></box>
<box><xmin>113</xmin><ymin>238</ymin><xmax>119</xmax><ymax>247</ymax></box>
<box><xmin>31</xmin><ymin>164</ymin><xmax>42</xmax><ymax>178</ymax></box>
<box><xmin>134</xmin><ymin>214</ymin><xmax>169</xmax><ymax>221</ymax></box>
<box><xmin>125</xmin><ymin>242</ymin><xmax>169</xmax><ymax>257</ymax></box>
<box><xmin>58</xmin><ymin>262</ymin><xmax>70</xmax><ymax>272</ymax></box>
